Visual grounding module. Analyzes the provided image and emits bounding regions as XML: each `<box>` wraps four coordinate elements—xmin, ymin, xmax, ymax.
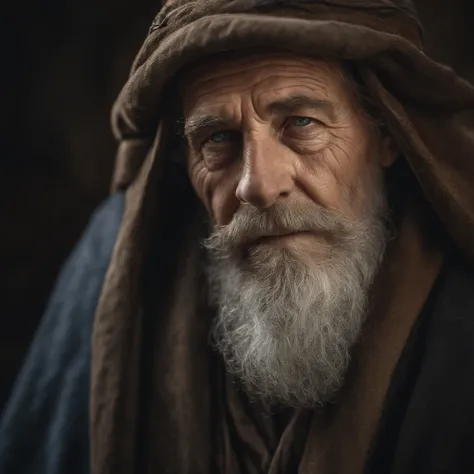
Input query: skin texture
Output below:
<box><xmin>181</xmin><ymin>53</ymin><xmax>397</xmax><ymax>234</ymax></box>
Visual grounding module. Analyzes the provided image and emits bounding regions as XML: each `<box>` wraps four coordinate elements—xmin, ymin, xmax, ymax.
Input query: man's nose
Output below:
<box><xmin>235</xmin><ymin>136</ymin><xmax>295</xmax><ymax>209</ymax></box>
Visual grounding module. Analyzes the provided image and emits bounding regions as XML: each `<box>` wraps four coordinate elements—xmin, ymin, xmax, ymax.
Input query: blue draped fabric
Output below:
<box><xmin>0</xmin><ymin>193</ymin><xmax>124</xmax><ymax>474</ymax></box>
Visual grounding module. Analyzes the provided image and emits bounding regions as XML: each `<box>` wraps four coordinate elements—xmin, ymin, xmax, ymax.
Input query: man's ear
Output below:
<box><xmin>380</xmin><ymin>134</ymin><xmax>399</xmax><ymax>168</ymax></box>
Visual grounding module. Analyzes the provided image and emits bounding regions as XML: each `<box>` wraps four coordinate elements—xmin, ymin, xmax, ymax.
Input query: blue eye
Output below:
<box><xmin>292</xmin><ymin>117</ymin><xmax>313</xmax><ymax>127</ymax></box>
<box><xmin>210</xmin><ymin>131</ymin><xmax>234</xmax><ymax>143</ymax></box>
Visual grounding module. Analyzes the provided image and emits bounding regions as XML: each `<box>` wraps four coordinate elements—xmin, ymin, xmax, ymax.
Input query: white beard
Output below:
<box><xmin>204</xmin><ymin>171</ymin><xmax>390</xmax><ymax>407</ymax></box>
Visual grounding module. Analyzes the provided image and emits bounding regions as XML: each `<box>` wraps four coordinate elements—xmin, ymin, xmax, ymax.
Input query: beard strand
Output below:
<box><xmin>205</xmin><ymin>173</ymin><xmax>390</xmax><ymax>407</ymax></box>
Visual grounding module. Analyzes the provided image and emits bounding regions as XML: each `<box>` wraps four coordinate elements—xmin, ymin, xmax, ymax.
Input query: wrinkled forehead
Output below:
<box><xmin>179</xmin><ymin>50</ymin><xmax>347</xmax><ymax>111</ymax></box>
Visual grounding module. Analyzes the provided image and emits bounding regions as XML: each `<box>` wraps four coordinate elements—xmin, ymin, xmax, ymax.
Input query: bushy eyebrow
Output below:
<box><xmin>266</xmin><ymin>94</ymin><xmax>336</xmax><ymax>120</ymax></box>
<box><xmin>183</xmin><ymin>94</ymin><xmax>336</xmax><ymax>141</ymax></box>
<box><xmin>184</xmin><ymin>116</ymin><xmax>234</xmax><ymax>141</ymax></box>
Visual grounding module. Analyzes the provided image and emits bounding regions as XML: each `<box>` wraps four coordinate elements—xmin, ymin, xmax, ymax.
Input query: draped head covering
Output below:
<box><xmin>90</xmin><ymin>1</ymin><xmax>474</xmax><ymax>473</ymax></box>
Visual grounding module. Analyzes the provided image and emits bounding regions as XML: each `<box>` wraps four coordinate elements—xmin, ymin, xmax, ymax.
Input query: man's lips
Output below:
<box><xmin>251</xmin><ymin>230</ymin><xmax>312</xmax><ymax>245</ymax></box>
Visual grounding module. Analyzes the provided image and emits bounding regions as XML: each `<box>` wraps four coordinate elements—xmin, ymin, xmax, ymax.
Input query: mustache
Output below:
<box><xmin>203</xmin><ymin>202</ymin><xmax>352</xmax><ymax>253</ymax></box>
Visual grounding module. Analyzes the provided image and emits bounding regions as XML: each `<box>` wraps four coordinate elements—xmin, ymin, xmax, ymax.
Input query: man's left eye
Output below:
<box><xmin>209</xmin><ymin>131</ymin><xmax>235</xmax><ymax>143</ymax></box>
<box><xmin>289</xmin><ymin>117</ymin><xmax>313</xmax><ymax>127</ymax></box>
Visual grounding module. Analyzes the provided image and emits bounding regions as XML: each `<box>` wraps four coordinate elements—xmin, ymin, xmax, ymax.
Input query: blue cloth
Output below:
<box><xmin>0</xmin><ymin>193</ymin><xmax>124</xmax><ymax>474</ymax></box>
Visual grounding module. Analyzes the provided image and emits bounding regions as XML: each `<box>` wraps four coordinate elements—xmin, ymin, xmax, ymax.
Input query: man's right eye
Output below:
<box><xmin>208</xmin><ymin>131</ymin><xmax>236</xmax><ymax>144</ymax></box>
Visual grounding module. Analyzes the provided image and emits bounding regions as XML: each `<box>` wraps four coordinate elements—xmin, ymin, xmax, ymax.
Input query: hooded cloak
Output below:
<box><xmin>90</xmin><ymin>1</ymin><xmax>474</xmax><ymax>473</ymax></box>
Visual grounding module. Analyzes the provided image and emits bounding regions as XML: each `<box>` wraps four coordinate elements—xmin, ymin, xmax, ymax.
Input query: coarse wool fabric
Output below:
<box><xmin>90</xmin><ymin>1</ymin><xmax>474</xmax><ymax>474</ymax></box>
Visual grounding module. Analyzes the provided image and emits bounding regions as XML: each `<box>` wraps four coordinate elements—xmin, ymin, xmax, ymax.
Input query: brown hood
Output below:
<box><xmin>90</xmin><ymin>1</ymin><xmax>474</xmax><ymax>474</ymax></box>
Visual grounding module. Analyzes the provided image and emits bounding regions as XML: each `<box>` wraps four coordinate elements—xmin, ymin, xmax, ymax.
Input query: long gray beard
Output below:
<box><xmin>204</xmin><ymin>174</ymin><xmax>390</xmax><ymax>407</ymax></box>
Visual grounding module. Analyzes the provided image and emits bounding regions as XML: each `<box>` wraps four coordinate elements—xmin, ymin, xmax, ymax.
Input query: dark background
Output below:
<box><xmin>1</xmin><ymin>0</ymin><xmax>473</xmax><ymax>410</ymax></box>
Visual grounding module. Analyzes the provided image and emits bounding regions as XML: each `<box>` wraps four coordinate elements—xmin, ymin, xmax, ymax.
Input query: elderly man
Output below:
<box><xmin>183</xmin><ymin>52</ymin><xmax>397</xmax><ymax>406</ymax></box>
<box><xmin>3</xmin><ymin>0</ymin><xmax>474</xmax><ymax>473</ymax></box>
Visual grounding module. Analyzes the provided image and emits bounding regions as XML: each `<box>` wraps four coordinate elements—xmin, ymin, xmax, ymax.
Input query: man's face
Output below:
<box><xmin>181</xmin><ymin>53</ymin><xmax>397</xmax><ymax>407</ymax></box>
<box><xmin>183</xmin><ymin>54</ymin><xmax>395</xmax><ymax>228</ymax></box>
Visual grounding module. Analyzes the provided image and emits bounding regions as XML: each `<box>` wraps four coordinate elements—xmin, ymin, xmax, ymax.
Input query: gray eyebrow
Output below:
<box><xmin>184</xmin><ymin>115</ymin><xmax>233</xmax><ymax>140</ymax></box>
<box><xmin>183</xmin><ymin>94</ymin><xmax>336</xmax><ymax>140</ymax></box>
<box><xmin>266</xmin><ymin>95</ymin><xmax>336</xmax><ymax>120</ymax></box>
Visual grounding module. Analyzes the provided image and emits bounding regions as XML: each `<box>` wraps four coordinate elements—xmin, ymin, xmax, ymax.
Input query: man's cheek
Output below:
<box><xmin>325</xmin><ymin>134</ymin><xmax>357</xmax><ymax>170</ymax></box>
<box><xmin>189</xmin><ymin>160</ymin><xmax>211</xmax><ymax>205</ymax></box>
<box><xmin>297</xmin><ymin>152</ymin><xmax>345</xmax><ymax>213</ymax></box>
<box><xmin>209</xmin><ymin>170</ymin><xmax>242</xmax><ymax>226</ymax></box>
